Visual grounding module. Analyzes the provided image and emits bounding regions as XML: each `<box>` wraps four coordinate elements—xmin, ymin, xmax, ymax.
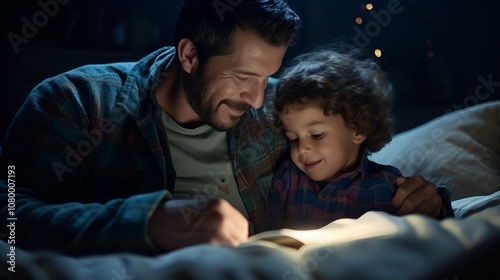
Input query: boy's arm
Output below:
<box><xmin>264</xmin><ymin>160</ymin><xmax>293</xmax><ymax>232</ymax></box>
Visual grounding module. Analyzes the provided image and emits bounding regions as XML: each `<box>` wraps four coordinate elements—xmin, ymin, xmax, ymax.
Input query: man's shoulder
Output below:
<box><xmin>43</xmin><ymin>46</ymin><xmax>175</xmax><ymax>86</ymax></box>
<box><xmin>57</xmin><ymin>61</ymin><xmax>136</xmax><ymax>81</ymax></box>
<box><xmin>32</xmin><ymin>61</ymin><xmax>136</xmax><ymax>96</ymax></box>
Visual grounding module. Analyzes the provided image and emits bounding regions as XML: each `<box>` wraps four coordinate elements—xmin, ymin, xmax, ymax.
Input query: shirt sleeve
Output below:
<box><xmin>264</xmin><ymin>160</ymin><xmax>292</xmax><ymax>231</ymax></box>
<box><xmin>0</xmin><ymin>70</ymin><xmax>170</xmax><ymax>255</ymax></box>
<box><xmin>436</xmin><ymin>184</ymin><xmax>455</xmax><ymax>219</ymax></box>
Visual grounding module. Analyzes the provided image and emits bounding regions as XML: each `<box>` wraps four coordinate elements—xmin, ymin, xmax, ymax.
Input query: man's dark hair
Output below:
<box><xmin>173</xmin><ymin>0</ymin><xmax>301</xmax><ymax>66</ymax></box>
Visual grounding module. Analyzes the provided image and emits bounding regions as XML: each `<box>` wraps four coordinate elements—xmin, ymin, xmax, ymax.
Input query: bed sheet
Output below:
<box><xmin>2</xmin><ymin>190</ymin><xmax>499</xmax><ymax>280</ymax></box>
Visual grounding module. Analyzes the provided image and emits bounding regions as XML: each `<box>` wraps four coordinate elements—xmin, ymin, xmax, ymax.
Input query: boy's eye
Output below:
<box><xmin>289</xmin><ymin>138</ymin><xmax>298</xmax><ymax>144</ymax></box>
<box><xmin>311</xmin><ymin>133</ymin><xmax>324</xmax><ymax>140</ymax></box>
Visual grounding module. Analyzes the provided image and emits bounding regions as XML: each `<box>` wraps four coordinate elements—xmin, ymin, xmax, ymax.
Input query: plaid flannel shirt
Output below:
<box><xmin>266</xmin><ymin>153</ymin><xmax>403</xmax><ymax>230</ymax></box>
<box><xmin>0</xmin><ymin>46</ymin><xmax>288</xmax><ymax>255</ymax></box>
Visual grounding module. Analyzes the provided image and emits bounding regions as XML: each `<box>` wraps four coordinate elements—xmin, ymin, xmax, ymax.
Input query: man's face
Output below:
<box><xmin>185</xmin><ymin>30</ymin><xmax>287</xmax><ymax>131</ymax></box>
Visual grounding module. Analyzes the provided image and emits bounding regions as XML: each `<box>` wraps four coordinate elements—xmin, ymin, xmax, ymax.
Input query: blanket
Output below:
<box><xmin>1</xmin><ymin>191</ymin><xmax>499</xmax><ymax>280</ymax></box>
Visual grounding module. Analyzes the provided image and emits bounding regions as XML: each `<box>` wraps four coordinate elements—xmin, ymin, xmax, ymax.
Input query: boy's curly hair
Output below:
<box><xmin>269</xmin><ymin>45</ymin><xmax>395</xmax><ymax>154</ymax></box>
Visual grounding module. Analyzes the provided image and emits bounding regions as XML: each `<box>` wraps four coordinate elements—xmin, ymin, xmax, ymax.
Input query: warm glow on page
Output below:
<box><xmin>247</xmin><ymin>211</ymin><xmax>400</xmax><ymax>249</ymax></box>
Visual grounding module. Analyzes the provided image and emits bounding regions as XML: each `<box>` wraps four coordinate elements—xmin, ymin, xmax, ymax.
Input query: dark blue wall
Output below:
<box><xmin>2</xmin><ymin>0</ymin><xmax>499</xmax><ymax>140</ymax></box>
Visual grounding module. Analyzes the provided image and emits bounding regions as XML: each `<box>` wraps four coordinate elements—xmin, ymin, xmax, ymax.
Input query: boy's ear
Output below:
<box><xmin>177</xmin><ymin>38</ymin><xmax>199</xmax><ymax>74</ymax></box>
<box><xmin>353</xmin><ymin>132</ymin><xmax>367</xmax><ymax>144</ymax></box>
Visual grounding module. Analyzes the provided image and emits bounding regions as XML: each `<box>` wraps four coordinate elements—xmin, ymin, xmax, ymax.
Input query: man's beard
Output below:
<box><xmin>183</xmin><ymin>67</ymin><xmax>249</xmax><ymax>131</ymax></box>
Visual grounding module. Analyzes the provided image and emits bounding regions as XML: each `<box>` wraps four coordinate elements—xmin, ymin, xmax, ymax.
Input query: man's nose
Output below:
<box><xmin>241</xmin><ymin>79</ymin><xmax>267</xmax><ymax>109</ymax></box>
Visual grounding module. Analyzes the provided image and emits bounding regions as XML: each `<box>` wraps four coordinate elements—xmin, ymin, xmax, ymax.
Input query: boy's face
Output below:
<box><xmin>279</xmin><ymin>106</ymin><xmax>366</xmax><ymax>182</ymax></box>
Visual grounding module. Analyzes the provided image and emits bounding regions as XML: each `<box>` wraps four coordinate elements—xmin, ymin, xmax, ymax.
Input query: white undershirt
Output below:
<box><xmin>161</xmin><ymin>112</ymin><xmax>255</xmax><ymax>234</ymax></box>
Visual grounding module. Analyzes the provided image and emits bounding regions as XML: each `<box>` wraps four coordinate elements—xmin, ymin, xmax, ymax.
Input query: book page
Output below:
<box><xmin>246</xmin><ymin>211</ymin><xmax>400</xmax><ymax>249</ymax></box>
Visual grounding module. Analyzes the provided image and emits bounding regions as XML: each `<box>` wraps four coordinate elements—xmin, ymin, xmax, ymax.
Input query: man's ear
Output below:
<box><xmin>177</xmin><ymin>38</ymin><xmax>199</xmax><ymax>74</ymax></box>
<box><xmin>353</xmin><ymin>132</ymin><xmax>367</xmax><ymax>144</ymax></box>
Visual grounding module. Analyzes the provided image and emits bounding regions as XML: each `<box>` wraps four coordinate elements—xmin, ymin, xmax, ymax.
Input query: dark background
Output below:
<box><xmin>1</xmin><ymin>0</ymin><xmax>499</xmax><ymax>143</ymax></box>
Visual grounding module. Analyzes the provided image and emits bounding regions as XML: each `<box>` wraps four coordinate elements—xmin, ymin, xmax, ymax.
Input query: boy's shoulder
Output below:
<box><xmin>365</xmin><ymin>159</ymin><xmax>402</xmax><ymax>178</ymax></box>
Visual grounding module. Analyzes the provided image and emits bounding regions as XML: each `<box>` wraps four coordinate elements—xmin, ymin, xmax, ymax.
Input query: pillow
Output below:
<box><xmin>370</xmin><ymin>101</ymin><xmax>500</xmax><ymax>200</ymax></box>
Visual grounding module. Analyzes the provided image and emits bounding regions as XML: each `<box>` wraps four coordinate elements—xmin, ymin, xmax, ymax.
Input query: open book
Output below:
<box><xmin>246</xmin><ymin>211</ymin><xmax>400</xmax><ymax>249</ymax></box>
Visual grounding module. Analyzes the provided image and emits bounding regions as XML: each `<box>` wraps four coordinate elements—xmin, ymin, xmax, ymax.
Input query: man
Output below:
<box><xmin>0</xmin><ymin>0</ymin><xmax>451</xmax><ymax>256</ymax></box>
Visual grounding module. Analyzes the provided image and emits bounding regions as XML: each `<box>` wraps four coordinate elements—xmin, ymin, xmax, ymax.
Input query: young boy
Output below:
<box><xmin>266</xmin><ymin>46</ymin><xmax>404</xmax><ymax>230</ymax></box>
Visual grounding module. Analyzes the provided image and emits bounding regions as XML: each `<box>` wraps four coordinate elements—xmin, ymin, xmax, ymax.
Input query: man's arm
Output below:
<box><xmin>0</xmin><ymin>71</ymin><xmax>168</xmax><ymax>255</ymax></box>
<box><xmin>0</xmin><ymin>178</ymin><xmax>167</xmax><ymax>255</ymax></box>
<box><xmin>1</xmin><ymin>68</ymin><xmax>250</xmax><ymax>255</ymax></box>
<box><xmin>148</xmin><ymin>198</ymin><xmax>249</xmax><ymax>252</ymax></box>
<box><xmin>392</xmin><ymin>176</ymin><xmax>454</xmax><ymax>218</ymax></box>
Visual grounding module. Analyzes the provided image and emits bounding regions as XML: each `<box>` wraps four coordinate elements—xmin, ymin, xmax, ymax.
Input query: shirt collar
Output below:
<box><xmin>323</xmin><ymin>150</ymin><xmax>369</xmax><ymax>185</ymax></box>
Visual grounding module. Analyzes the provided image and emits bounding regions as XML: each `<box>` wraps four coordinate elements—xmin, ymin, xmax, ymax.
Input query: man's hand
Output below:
<box><xmin>392</xmin><ymin>175</ymin><xmax>442</xmax><ymax>217</ymax></box>
<box><xmin>148</xmin><ymin>197</ymin><xmax>249</xmax><ymax>252</ymax></box>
